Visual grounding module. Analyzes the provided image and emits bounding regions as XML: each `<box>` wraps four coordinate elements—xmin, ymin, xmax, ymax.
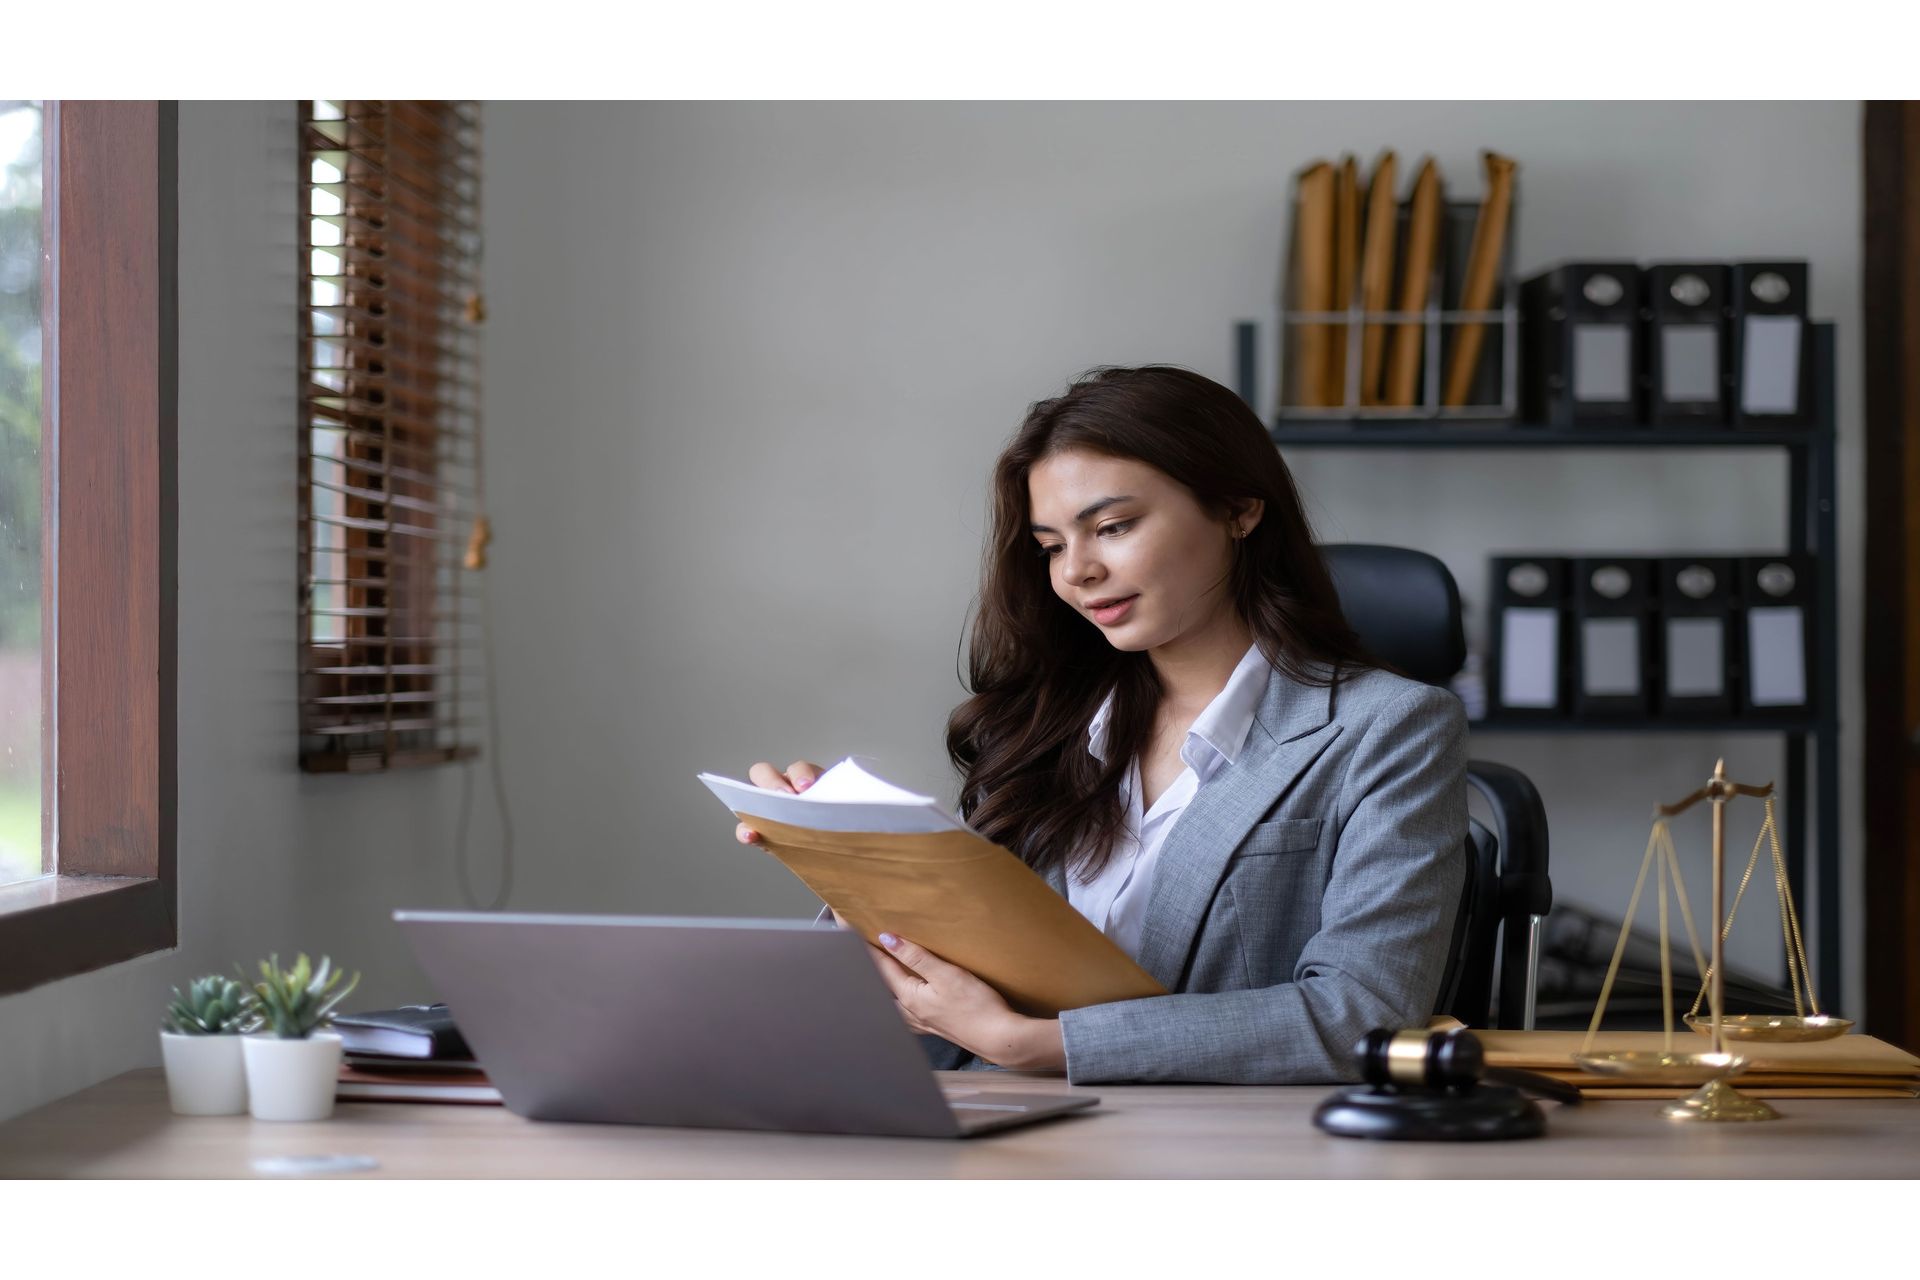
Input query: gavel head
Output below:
<box><xmin>1356</xmin><ymin>1027</ymin><xmax>1486</xmax><ymax>1093</ymax></box>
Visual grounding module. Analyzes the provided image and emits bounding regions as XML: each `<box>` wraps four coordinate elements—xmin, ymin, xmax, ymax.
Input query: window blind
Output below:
<box><xmin>299</xmin><ymin>100</ymin><xmax>486</xmax><ymax>772</ymax></box>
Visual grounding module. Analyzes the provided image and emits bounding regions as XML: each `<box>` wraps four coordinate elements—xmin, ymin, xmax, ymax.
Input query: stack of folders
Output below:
<box><xmin>1489</xmin><ymin>554</ymin><xmax>1813</xmax><ymax>722</ymax></box>
<box><xmin>1472</xmin><ymin>1030</ymin><xmax>1920</xmax><ymax>1100</ymax></box>
<box><xmin>1519</xmin><ymin>260</ymin><xmax>1813</xmax><ymax>428</ymax></box>
<box><xmin>1285</xmin><ymin>149</ymin><xmax>1516</xmax><ymax>413</ymax></box>
<box><xmin>333</xmin><ymin>1003</ymin><xmax>501</xmax><ymax>1105</ymax></box>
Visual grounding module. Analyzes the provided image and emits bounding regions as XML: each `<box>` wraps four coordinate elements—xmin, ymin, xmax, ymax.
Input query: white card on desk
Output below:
<box><xmin>698</xmin><ymin>757</ymin><xmax>969</xmax><ymax>834</ymax></box>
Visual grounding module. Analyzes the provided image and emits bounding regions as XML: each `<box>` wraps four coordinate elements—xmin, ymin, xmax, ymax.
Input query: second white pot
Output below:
<box><xmin>242</xmin><ymin>1032</ymin><xmax>343</xmax><ymax>1122</ymax></box>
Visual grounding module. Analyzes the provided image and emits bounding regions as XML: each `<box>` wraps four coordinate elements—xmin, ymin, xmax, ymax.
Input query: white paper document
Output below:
<box><xmin>697</xmin><ymin>757</ymin><xmax>970</xmax><ymax>834</ymax></box>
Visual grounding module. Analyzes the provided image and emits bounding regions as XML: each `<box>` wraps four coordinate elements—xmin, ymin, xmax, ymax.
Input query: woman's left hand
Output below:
<box><xmin>868</xmin><ymin>933</ymin><xmax>1066</xmax><ymax>1072</ymax></box>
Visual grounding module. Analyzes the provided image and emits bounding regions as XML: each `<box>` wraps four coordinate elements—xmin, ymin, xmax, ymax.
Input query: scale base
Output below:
<box><xmin>1661</xmin><ymin>1077</ymin><xmax>1782</xmax><ymax>1123</ymax></box>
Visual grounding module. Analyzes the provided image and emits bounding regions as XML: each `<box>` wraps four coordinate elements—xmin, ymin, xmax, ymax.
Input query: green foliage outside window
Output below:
<box><xmin>0</xmin><ymin>101</ymin><xmax>44</xmax><ymax>653</ymax></box>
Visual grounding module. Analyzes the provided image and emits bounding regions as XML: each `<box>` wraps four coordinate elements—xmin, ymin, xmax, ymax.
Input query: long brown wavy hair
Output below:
<box><xmin>945</xmin><ymin>365</ymin><xmax>1372</xmax><ymax>883</ymax></box>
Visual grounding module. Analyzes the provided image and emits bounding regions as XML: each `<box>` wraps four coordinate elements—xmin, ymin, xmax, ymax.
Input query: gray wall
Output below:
<box><xmin>0</xmin><ymin>101</ymin><xmax>1864</xmax><ymax>1122</ymax></box>
<box><xmin>473</xmin><ymin>100</ymin><xmax>1861</xmax><ymax>990</ymax></box>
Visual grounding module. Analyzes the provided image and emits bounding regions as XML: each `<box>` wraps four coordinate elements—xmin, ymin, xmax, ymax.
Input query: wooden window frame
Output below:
<box><xmin>0</xmin><ymin>101</ymin><xmax>178</xmax><ymax>997</ymax></box>
<box><xmin>1863</xmin><ymin>100</ymin><xmax>1920</xmax><ymax>1053</ymax></box>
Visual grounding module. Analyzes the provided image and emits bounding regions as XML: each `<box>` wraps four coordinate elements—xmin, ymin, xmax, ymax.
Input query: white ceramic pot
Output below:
<box><xmin>242</xmin><ymin>1031</ymin><xmax>344</xmax><ymax>1122</ymax></box>
<box><xmin>159</xmin><ymin>1031</ymin><xmax>249</xmax><ymax>1116</ymax></box>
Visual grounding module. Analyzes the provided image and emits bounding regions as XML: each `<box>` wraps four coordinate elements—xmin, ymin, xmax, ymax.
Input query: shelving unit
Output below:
<box><xmin>1271</xmin><ymin>322</ymin><xmax>1842</xmax><ymax>1013</ymax></box>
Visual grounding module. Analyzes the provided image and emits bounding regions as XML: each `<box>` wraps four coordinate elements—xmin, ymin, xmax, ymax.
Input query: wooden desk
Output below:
<box><xmin>3</xmin><ymin>1069</ymin><xmax>1917</xmax><ymax>1178</ymax></box>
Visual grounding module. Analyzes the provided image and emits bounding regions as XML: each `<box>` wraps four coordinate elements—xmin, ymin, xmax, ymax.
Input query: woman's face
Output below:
<box><xmin>1027</xmin><ymin>448</ymin><xmax>1261</xmax><ymax>655</ymax></box>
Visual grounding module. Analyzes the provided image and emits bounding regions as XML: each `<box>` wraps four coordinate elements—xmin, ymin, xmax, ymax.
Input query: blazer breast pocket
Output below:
<box><xmin>1235</xmin><ymin>817</ymin><xmax>1323</xmax><ymax>858</ymax></box>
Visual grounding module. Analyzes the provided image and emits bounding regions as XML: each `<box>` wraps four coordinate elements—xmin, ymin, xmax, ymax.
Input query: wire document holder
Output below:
<box><xmin>1275</xmin><ymin>186</ymin><xmax>1519</xmax><ymax>423</ymax></box>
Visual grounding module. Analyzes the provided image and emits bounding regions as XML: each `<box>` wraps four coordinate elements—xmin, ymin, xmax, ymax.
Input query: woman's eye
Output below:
<box><xmin>1035</xmin><ymin>543</ymin><xmax>1061</xmax><ymax>558</ymax></box>
<box><xmin>1098</xmin><ymin>520</ymin><xmax>1133</xmax><ymax>537</ymax></box>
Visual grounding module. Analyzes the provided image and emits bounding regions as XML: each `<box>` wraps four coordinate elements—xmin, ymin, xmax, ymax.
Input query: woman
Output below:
<box><xmin>737</xmin><ymin>365</ymin><xmax>1466</xmax><ymax>1085</ymax></box>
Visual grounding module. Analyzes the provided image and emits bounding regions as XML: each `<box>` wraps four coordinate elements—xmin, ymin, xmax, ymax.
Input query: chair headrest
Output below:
<box><xmin>1319</xmin><ymin>543</ymin><xmax>1466</xmax><ymax>687</ymax></box>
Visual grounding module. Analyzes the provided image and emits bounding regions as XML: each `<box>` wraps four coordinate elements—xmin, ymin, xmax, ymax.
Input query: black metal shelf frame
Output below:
<box><xmin>1271</xmin><ymin>323</ymin><xmax>1842</xmax><ymax>1013</ymax></box>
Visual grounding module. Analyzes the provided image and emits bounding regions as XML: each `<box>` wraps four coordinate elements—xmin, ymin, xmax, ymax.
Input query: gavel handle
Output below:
<box><xmin>1486</xmin><ymin>1066</ymin><xmax>1584</xmax><ymax>1106</ymax></box>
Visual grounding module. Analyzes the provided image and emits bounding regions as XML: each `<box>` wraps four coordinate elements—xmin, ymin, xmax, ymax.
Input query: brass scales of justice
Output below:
<box><xmin>1571</xmin><ymin>760</ymin><xmax>1850</xmax><ymax>1122</ymax></box>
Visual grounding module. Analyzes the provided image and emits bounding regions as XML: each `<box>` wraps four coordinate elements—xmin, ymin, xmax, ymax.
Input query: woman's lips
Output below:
<box><xmin>1091</xmin><ymin>595</ymin><xmax>1138</xmax><ymax>625</ymax></box>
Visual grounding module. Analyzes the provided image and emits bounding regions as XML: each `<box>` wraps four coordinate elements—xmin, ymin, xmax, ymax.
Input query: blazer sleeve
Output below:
<box><xmin>1055</xmin><ymin>684</ymin><xmax>1468</xmax><ymax>1084</ymax></box>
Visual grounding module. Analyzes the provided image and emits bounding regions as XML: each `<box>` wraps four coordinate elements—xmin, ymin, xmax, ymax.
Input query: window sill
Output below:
<box><xmin>0</xmin><ymin>876</ymin><xmax>175</xmax><ymax>997</ymax></box>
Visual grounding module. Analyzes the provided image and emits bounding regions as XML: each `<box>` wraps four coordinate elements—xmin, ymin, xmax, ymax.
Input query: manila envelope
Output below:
<box><xmin>737</xmin><ymin>812</ymin><xmax>1167</xmax><ymax>1018</ymax></box>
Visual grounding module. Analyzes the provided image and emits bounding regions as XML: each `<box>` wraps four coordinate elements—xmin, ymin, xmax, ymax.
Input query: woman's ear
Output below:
<box><xmin>1232</xmin><ymin>498</ymin><xmax>1265</xmax><ymax>538</ymax></box>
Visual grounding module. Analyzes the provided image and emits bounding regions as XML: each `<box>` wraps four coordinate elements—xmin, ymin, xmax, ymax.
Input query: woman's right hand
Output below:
<box><xmin>733</xmin><ymin>759</ymin><xmax>826</xmax><ymax>846</ymax></box>
<box><xmin>737</xmin><ymin>759</ymin><xmax>851</xmax><ymax>931</ymax></box>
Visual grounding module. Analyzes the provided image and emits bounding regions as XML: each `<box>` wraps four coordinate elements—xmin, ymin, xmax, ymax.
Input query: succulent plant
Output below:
<box><xmin>162</xmin><ymin>975</ymin><xmax>257</xmax><ymax>1036</ymax></box>
<box><xmin>249</xmin><ymin>953</ymin><xmax>360</xmax><ymax>1040</ymax></box>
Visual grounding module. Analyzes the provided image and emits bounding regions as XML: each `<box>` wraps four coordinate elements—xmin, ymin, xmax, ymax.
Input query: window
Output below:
<box><xmin>299</xmin><ymin>100</ymin><xmax>484</xmax><ymax>773</ymax></box>
<box><xmin>0</xmin><ymin>102</ymin><xmax>176</xmax><ymax>996</ymax></box>
<box><xmin>0</xmin><ymin>102</ymin><xmax>44</xmax><ymax>892</ymax></box>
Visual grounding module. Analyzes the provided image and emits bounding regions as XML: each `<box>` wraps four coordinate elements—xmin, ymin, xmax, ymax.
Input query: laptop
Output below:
<box><xmin>392</xmin><ymin>911</ymin><xmax>1100</xmax><ymax>1138</ymax></box>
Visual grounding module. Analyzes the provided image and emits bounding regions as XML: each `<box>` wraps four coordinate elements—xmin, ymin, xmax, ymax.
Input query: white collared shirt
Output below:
<box><xmin>1067</xmin><ymin>643</ymin><xmax>1274</xmax><ymax>960</ymax></box>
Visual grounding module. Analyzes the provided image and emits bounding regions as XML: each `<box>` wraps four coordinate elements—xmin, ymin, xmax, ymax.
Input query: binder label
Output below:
<box><xmin>1741</xmin><ymin>315</ymin><xmax>1803</xmax><ymax>415</ymax></box>
<box><xmin>1665</xmin><ymin>617</ymin><xmax>1726</xmax><ymax>698</ymax></box>
<box><xmin>1572</xmin><ymin>324</ymin><xmax>1632</xmax><ymax>403</ymax></box>
<box><xmin>1748</xmin><ymin>606</ymin><xmax>1808</xmax><ymax>707</ymax></box>
<box><xmin>1661</xmin><ymin>325</ymin><xmax>1720</xmax><ymax>403</ymax></box>
<box><xmin>1499</xmin><ymin>608</ymin><xmax>1560</xmax><ymax>708</ymax></box>
<box><xmin>1581</xmin><ymin>617</ymin><xmax>1642</xmax><ymax>696</ymax></box>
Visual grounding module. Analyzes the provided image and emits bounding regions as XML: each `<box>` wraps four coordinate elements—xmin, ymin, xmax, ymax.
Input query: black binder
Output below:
<box><xmin>1642</xmin><ymin>264</ymin><xmax>1729</xmax><ymax>428</ymax></box>
<box><xmin>1571</xmin><ymin>557</ymin><xmax>1652</xmax><ymax>717</ymax></box>
<box><xmin>1234</xmin><ymin>319</ymin><xmax>1258</xmax><ymax>409</ymax></box>
<box><xmin>1489</xmin><ymin>556</ymin><xmax>1568</xmax><ymax>719</ymax></box>
<box><xmin>1521</xmin><ymin>262</ymin><xmax>1641</xmax><ymax>427</ymax></box>
<box><xmin>1731</xmin><ymin>261</ymin><xmax>1811</xmax><ymax>428</ymax></box>
<box><xmin>331</xmin><ymin>1003</ymin><xmax>473</xmax><ymax>1060</ymax></box>
<box><xmin>1737</xmin><ymin>553</ymin><xmax>1813</xmax><ymax>719</ymax></box>
<box><xmin>1656</xmin><ymin>557</ymin><xmax>1738</xmax><ymax>718</ymax></box>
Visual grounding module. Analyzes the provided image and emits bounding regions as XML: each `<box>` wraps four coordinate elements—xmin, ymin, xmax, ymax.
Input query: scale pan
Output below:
<box><xmin>1683</xmin><ymin>1014</ymin><xmax>1853</xmax><ymax>1042</ymax></box>
<box><xmin>1571</xmin><ymin>1050</ymin><xmax>1748</xmax><ymax>1082</ymax></box>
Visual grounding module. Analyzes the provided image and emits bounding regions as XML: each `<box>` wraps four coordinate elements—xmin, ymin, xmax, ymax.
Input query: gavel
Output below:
<box><xmin>1357</xmin><ymin>1027</ymin><xmax>1583</xmax><ymax>1104</ymax></box>
<box><xmin>1314</xmin><ymin>1027</ymin><xmax>1580</xmax><ymax>1141</ymax></box>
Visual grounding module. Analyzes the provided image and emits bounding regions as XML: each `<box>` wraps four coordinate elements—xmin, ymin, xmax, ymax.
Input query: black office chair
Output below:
<box><xmin>1320</xmin><ymin>543</ymin><xmax>1553</xmax><ymax>1030</ymax></box>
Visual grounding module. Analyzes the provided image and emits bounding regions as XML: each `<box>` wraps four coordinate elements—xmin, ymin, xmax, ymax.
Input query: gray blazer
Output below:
<box><xmin>918</xmin><ymin>662</ymin><xmax>1468</xmax><ymax>1086</ymax></box>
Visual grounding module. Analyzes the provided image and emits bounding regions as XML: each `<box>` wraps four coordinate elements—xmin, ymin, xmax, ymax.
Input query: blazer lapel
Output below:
<box><xmin>1131</xmin><ymin>664</ymin><xmax>1343</xmax><ymax>991</ymax></box>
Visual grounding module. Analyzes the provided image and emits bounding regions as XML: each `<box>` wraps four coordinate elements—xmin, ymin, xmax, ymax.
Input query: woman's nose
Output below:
<box><xmin>1059</xmin><ymin>538</ymin><xmax>1102</xmax><ymax>583</ymax></box>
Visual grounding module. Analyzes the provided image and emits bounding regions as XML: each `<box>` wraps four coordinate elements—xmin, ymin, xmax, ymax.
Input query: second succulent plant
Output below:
<box><xmin>249</xmin><ymin>953</ymin><xmax>360</xmax><ymax>1039</ymax></box>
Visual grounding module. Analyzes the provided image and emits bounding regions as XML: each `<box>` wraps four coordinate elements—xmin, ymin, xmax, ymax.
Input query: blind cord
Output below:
<box><xmin>455</xmin><ymin>559</ymin><xmax>515</xmax><ymax>910</ymax></box>
<box><xmin>453</xmin><ymin>100</ymin><xmax>509</xmax><ymax>910</ymax></box>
